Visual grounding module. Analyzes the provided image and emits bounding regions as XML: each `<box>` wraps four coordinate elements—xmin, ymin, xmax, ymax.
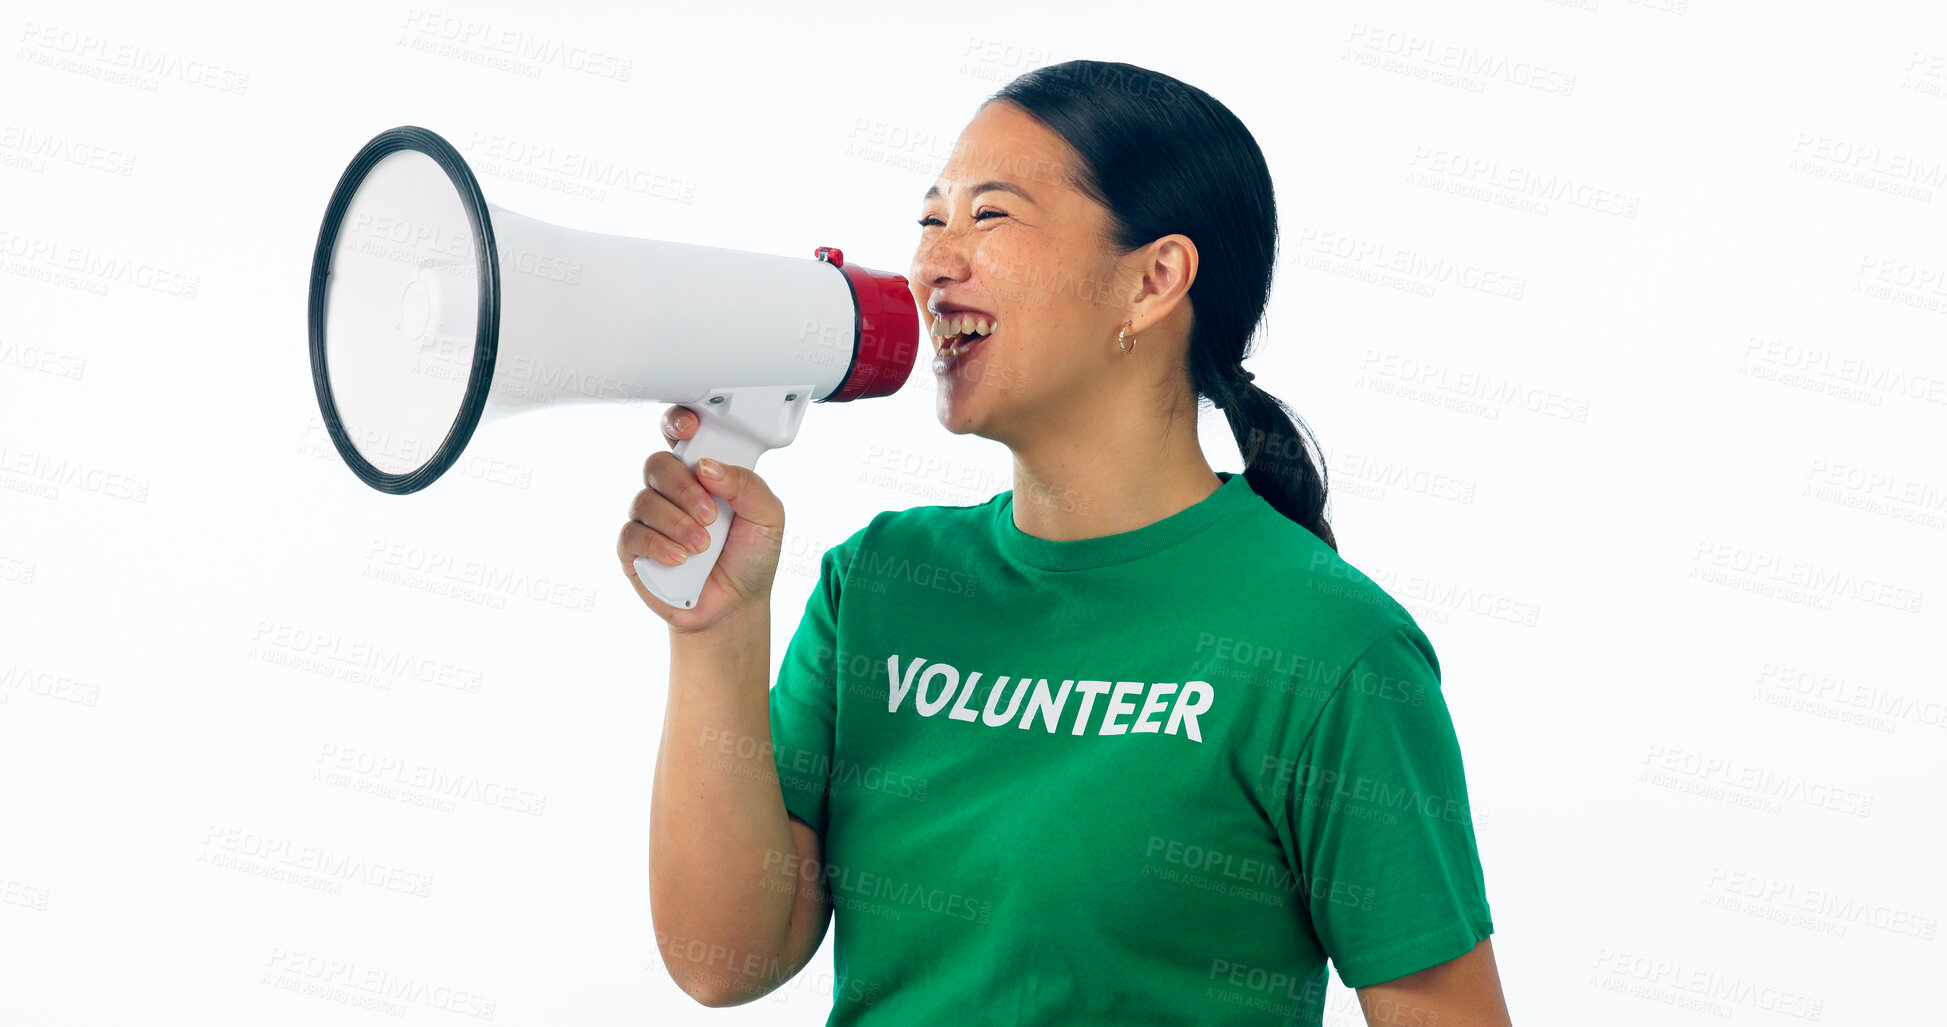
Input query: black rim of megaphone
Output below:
<box><xmin>307</xmin><ymin>125</ymin><xmax>500</xmax><ymax>495</ymax></box>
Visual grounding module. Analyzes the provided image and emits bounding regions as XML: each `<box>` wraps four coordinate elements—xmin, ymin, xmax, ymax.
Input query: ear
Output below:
<box><xmin>1123</xmin><ymin>233</ymin><xmax>1198</xmax><ymax>333</ymax></box>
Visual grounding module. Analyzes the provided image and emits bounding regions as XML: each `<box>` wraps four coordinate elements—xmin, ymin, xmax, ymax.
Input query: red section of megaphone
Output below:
<box><xmin>816</xmin><ymin>246</ymin><xmax>920</xmax><ymax>402</ymax></box>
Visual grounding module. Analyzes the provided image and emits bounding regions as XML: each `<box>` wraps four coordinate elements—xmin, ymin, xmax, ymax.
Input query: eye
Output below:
<box><xmin>914</xmin><ymin>210</ymin><xmax>1009</xmax><ymax>227</ymax></box>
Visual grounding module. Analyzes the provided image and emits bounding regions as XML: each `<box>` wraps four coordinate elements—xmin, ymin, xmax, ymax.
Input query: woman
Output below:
<box><xmin>629</xmin><ymin>60</ymin><xmax>1511</xmax><ymax>1026</ymax></box>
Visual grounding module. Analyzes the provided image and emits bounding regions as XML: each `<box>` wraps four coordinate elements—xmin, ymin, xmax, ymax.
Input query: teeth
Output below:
<box><xmin>932</xmin><ymin>312</ymin><xmax>998</xmax><ymax>360</ymax></box>
<box><xmin>932</xmin><ymin>313</ymin><xmax>996</xmax><ymax>339</ymax></box>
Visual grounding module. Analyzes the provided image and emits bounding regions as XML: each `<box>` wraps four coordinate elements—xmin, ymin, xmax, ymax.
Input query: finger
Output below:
<box><xmin>642</xmin><ymin>451</ymin><xmax>718</xmax><ymax>527</ymax></box>
<box><xmin>690</xmin><ymin>460</ymin><xmax>782</xmax><ymax>531</ymax></box>
<box><xmin>661</xmin><ymin>405</ymin><xmax>698</xmax><ymax>448</ymax></box>
<box><xmin>628</xmin><ymin>487</ymin><xmax>713</xmax><ymax>555</ymax></box>
<box><xmin>615</xmin><ymin>526</ymin><xmax>678</xmax><ymax>616</ymax></box>
<box><xmin>617</xmin><ymin>519</ymin><xmax>693</xmax><ymax>567</ymax></box>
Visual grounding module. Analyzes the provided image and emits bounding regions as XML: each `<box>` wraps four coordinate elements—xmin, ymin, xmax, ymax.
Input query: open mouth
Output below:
<box><xmin>939</xmin><ymin>326</ymin><xmax>994</xmax><ymax>367</ymax></box>
<box><xmin>933</xmin><ymin>315</ymin><xmax>998</xmax><ymax>371</ymax></box>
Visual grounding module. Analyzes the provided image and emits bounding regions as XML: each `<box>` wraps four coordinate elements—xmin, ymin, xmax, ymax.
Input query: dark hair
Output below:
<box><xmin>982</xmin><ymin>60</ymin><xmax>1336</xmax><ymax>551</ymax></box>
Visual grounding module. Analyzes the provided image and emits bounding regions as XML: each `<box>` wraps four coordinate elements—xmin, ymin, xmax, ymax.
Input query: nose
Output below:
<box><xmin>911</xmin><ymin>219</ymin><xmax>975</xmax><ymax>295</ymax></box>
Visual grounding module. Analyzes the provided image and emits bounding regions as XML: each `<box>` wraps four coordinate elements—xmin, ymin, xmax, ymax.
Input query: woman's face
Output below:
<box><xmin>909</xmin><ymin>101</ymin><xmax>1137</xmax><ymax>444</ymax></box>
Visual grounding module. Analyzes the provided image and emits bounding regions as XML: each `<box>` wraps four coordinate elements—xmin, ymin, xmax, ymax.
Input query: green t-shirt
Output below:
<box><xmin>768</xmin><ymin>470</ymin><xmax>1492</xmax><ymax>1025</ymax></box>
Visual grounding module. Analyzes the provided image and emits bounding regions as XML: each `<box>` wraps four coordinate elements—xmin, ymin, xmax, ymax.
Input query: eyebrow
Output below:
<box><xmin>922</xmin><ymin>181</ymin><xmax>1038</xmax><ymax>205</ymax></box>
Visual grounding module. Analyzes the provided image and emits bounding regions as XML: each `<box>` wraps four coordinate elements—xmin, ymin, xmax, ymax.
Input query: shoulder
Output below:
<box><xmin>1236</xmin><ymin>501</ymin><xmax>1418</xmax><ymax>632</ymax></box>
<box><xmin>1217</xmin><ymin>500</ymin><xmax>1435</xmax><ymax>686</ymax></box>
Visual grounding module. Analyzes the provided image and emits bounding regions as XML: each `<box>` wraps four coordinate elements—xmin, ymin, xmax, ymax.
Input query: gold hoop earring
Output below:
<box><xmin>1117</xmin><ymin>320</ymin><xmax>1135</xmax><ymax>354</ymax></box>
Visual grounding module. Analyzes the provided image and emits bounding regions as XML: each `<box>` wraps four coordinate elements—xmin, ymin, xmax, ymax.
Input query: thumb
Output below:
<box><xmin>695</xmin><ymin>458</ymin><xmax>782</xmax><ymax>528</ymax></box>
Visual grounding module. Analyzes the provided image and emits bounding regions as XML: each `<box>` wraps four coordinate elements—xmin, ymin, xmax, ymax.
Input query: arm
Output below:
<box><xmin>1354</xmin><ymin>937</ymin><xmax>1511</xmax><ymax>1027</ymax></box>
<box><xmin>650</xmin><ymin>610</ymin><xmax>834</xmax><ymax>1007</ymax></box>
<box><xmin>1278</xmin><ymin>624</ymin><xmax>1503</xmax><ymax>1023</ymax></box>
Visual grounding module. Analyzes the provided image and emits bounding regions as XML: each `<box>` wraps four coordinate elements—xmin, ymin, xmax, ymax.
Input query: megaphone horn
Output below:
<box><xmin>308</xmin><ymin>126</ymin><xmax>920</xmax><ymax>610</ymax></box>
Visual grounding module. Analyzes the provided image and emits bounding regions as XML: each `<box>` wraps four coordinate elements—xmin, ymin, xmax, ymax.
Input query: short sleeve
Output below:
<box><xmin>768</xmin><ymin>532</ymin><xmax>858</xmax><ymax>838</ymax></box>
<box><xmin>1274</xmin><ymin>623</ymin><xmax>1494</xmax><ymax>989</ymax></box>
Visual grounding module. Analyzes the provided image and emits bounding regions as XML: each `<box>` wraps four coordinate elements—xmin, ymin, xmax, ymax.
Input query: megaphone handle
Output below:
<box><xmin>633</xmin><ymin>387</ymin><xmax>813</xmax><ymax>610</ymax></box>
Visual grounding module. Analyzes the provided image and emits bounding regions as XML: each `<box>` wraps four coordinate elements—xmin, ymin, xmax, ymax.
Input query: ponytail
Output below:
<box><xmin>1214</xmin><ymin>377</ymin><xmax>1335</xmax><ymax>550</ymax></box>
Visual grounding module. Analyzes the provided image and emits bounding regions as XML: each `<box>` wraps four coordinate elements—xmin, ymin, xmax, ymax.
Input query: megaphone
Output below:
<box><xmin>307</xmin><ymin>126</ymin><xmax>919</xmax><ymax>610</ymax></box>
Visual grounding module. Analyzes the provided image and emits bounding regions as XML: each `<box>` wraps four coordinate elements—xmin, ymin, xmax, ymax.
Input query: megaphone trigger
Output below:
<box><xmin>634</xmin><ymin>384</ymin><xmax>814</xmax><ymax>610</ymax></box>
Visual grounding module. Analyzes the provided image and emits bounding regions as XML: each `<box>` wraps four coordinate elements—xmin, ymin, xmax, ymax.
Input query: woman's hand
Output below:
<box><xmin>617</xmin><ymin>405</ymin><xmax>786</xmax><ymax>633</ymax></box>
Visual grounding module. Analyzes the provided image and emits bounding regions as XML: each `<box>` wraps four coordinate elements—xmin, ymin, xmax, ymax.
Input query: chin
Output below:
<box><xmin>934</xmin><ymin>399</ymin><xmax>981</xmax><ymax>436</ymax></box>
<box><xmin>934</xmin><ymin>382</ymin><xmax>999</xmax><ymax>439</ymax></box>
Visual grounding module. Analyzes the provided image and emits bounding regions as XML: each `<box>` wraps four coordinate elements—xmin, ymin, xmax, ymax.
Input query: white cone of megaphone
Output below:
<box><xmin>307</xmin><ymin>126</ymin><xmax>919</xmax><ymax>610</ymax></box>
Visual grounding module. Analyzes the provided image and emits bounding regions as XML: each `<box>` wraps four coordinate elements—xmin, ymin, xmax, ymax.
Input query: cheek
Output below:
<box><xmin>976</xmin><ymin>240</ymin><xmax>1063</xmax><ymax>322</ymax></box>
<box><xmin>970</xmin><ymin>240</ymin><xmax>1013</xmax><ymax>285</ymax></box>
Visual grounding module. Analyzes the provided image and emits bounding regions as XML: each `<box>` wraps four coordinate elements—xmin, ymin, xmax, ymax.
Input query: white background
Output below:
<box><xmin>2</xmin><ymin>1</ymin><xmax>1942</xmax><ymax>1024</ymax></box>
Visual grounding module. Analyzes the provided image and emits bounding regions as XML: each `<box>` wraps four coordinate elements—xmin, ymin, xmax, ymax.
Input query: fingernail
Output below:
<box><xmin>698</xmin><ymin>459</ymin><xmax>722</xmax><ymax>479</ymax></box>
<box><xmin>688</xmin><ymin>530</ymin><xmax>710</xmax><ymax>554</ymax></box>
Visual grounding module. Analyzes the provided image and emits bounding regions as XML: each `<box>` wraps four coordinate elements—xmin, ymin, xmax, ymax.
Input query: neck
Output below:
<box><xmin>1005</xmin><ymin>396</ymin><xmax>1222</xmax><ymax>543</ymax></box>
